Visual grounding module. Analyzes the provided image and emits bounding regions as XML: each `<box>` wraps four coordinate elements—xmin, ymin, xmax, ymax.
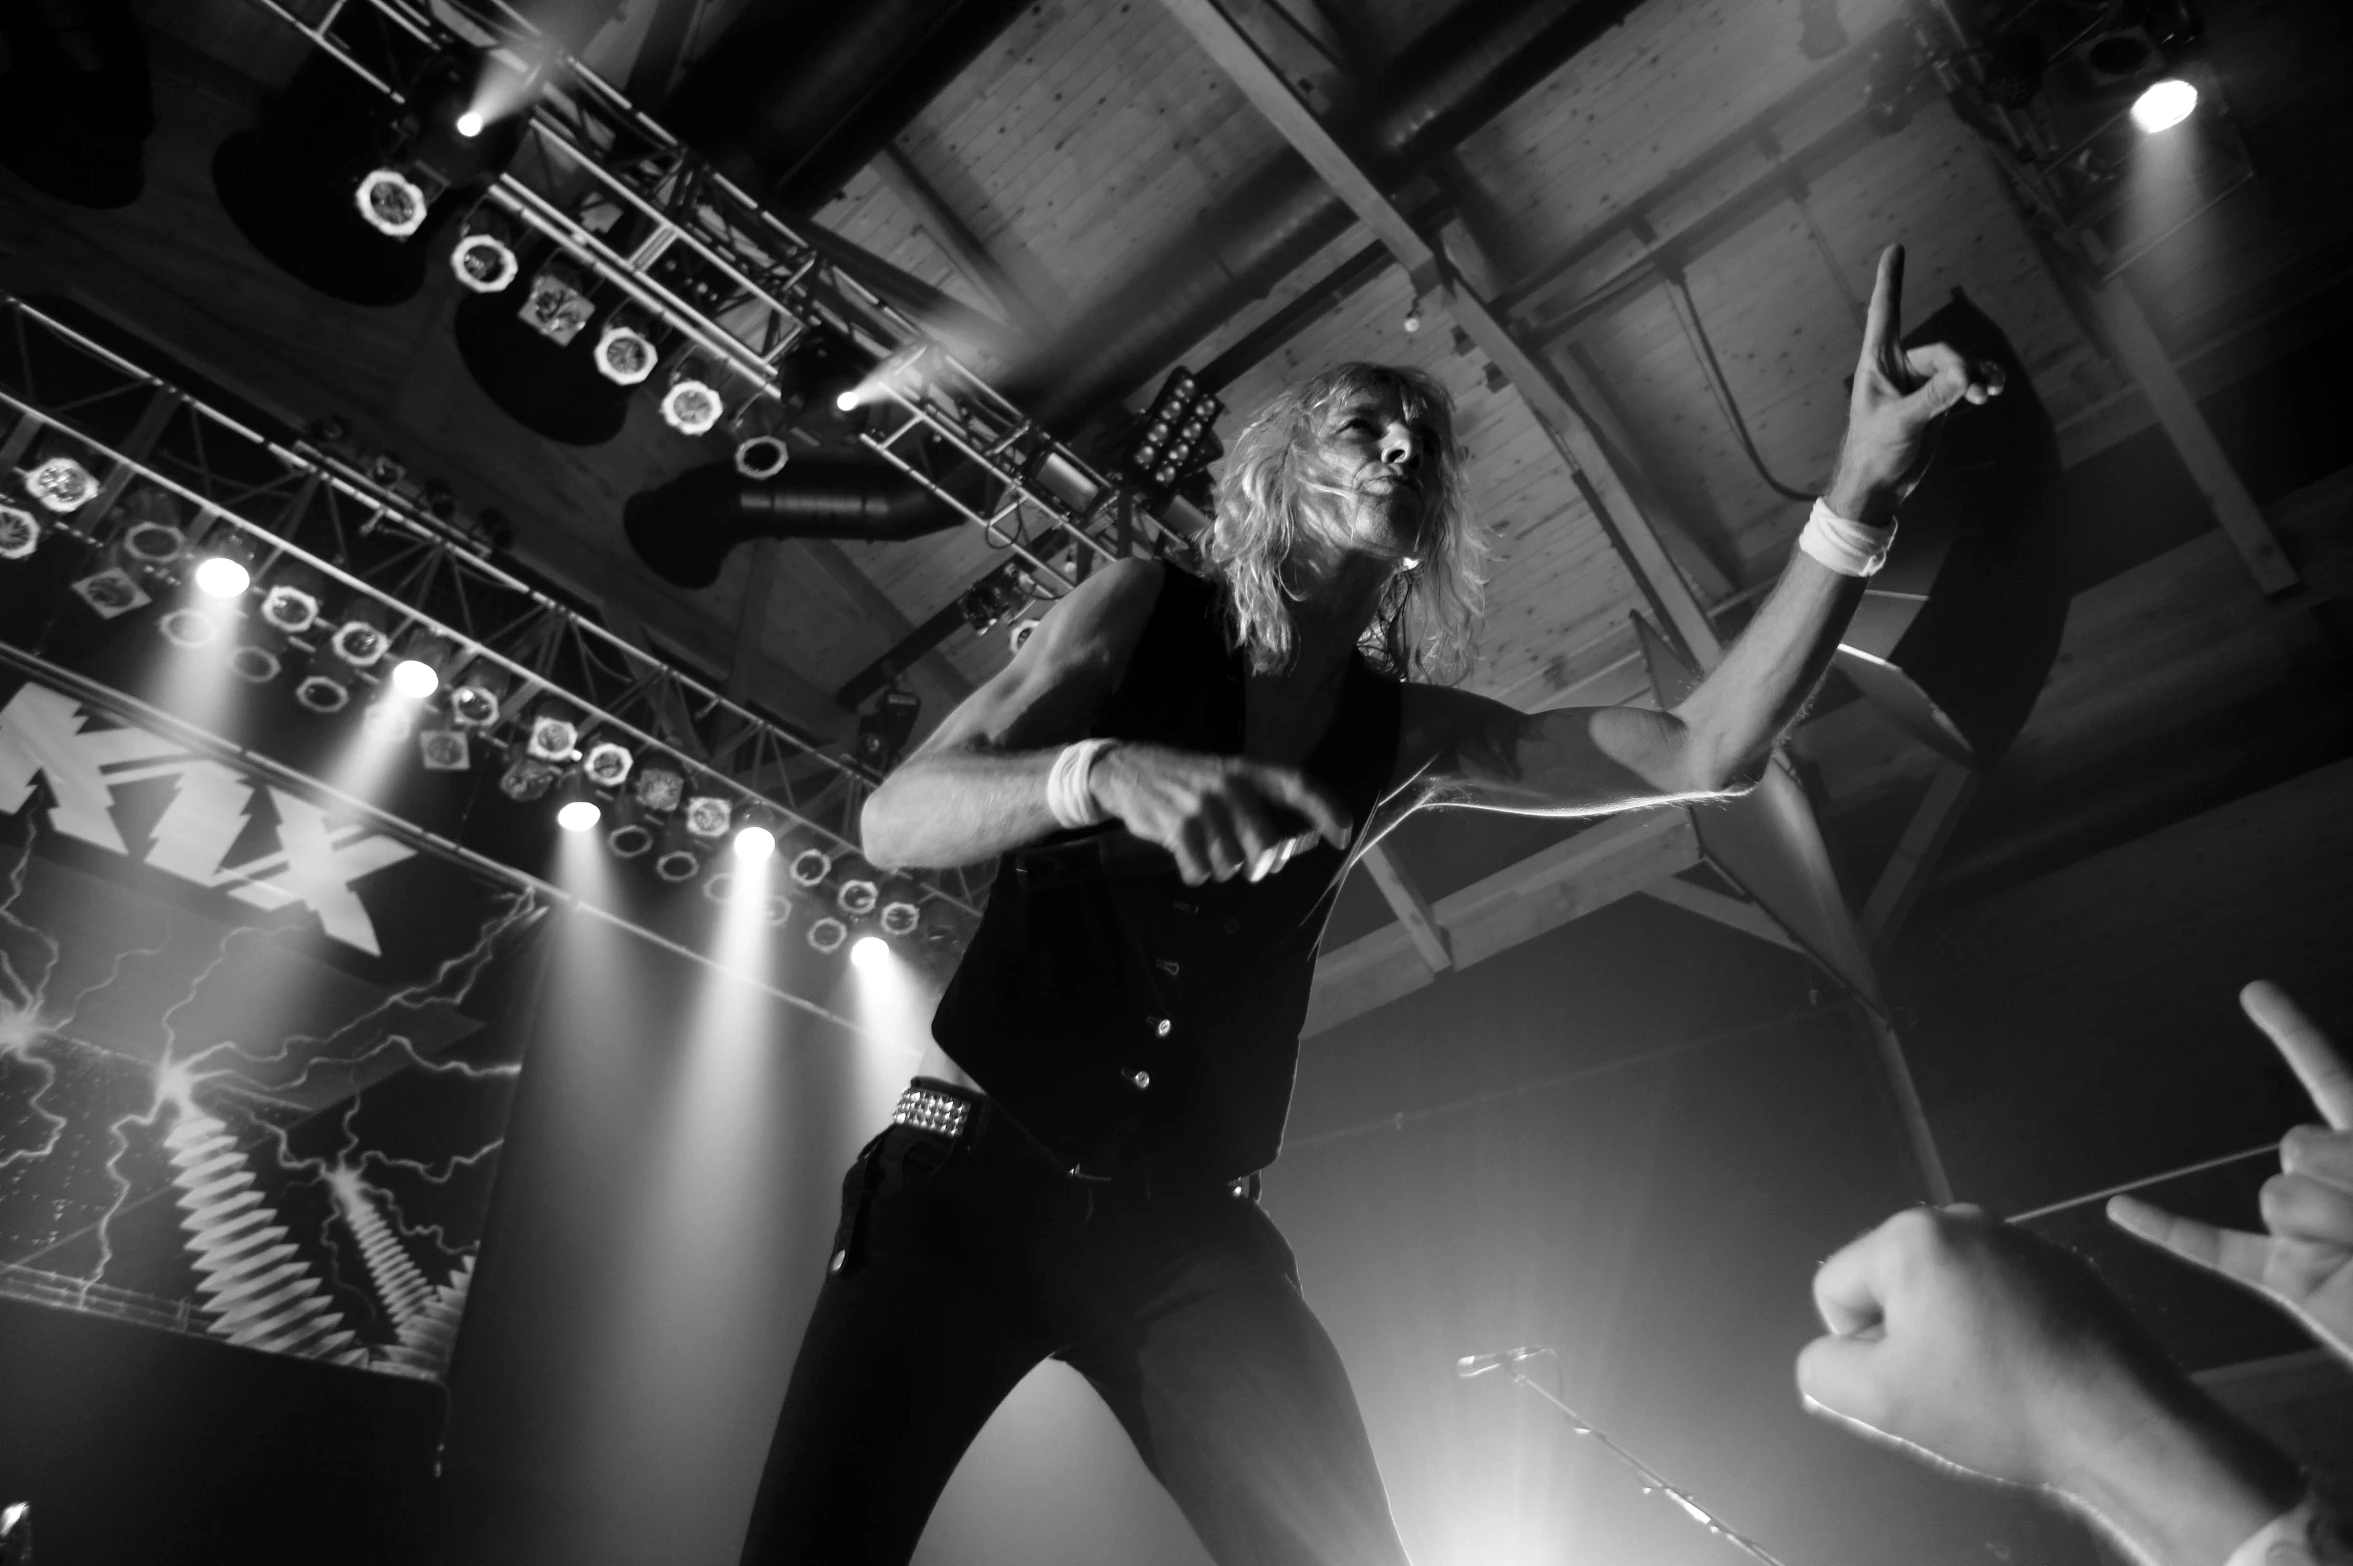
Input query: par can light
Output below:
<box><xmin>451</xmin><ymin>233</ymin><xmax>519</xmax><ymax>294</ymax></box>
<box><xmin>556</xmin><ymin>798</ymin><xmax>601</xmax><ymax>832</ymax></box>
<box><xmin>837</xmin><ymin>879</ymin><xmax>879</xmax><ymax>916</ymax></box>
<box><xmin>259</xmin><ymin>584</ymin><xmax>321</xmax><ymax>634</ymax></box>
<box><xmin>654</xmin><ymin>847</ymin><xmax>702</xmax><ymax>882</ymax></box>
<box><xmin>418</xmin><ymin>728</ymin><xmax>471</xmax><ymax>771</ymax></box>
<box><xmin>850</xmin><ymin>935</ymin><xmax>888</xmax><ymax>970</ymax></box>
<box><xmin>2131</xmin><ymin>77</ymin><xmax>2197</xmax><ymax>134</ymax></box>
<box><xmin>594</xmin><ymin>324</ymin><xmax>659</xmax><ymax>386</ymax></box>
<box><xmin>356</xmin><ymin>168</ymin><xmax>431</xmax><ymax>238</ymax></box>
<box><xmin>193</xmin><ymin>554</ymin><xmax>252</xmax><ymax>599</ymax></box>
<box><xmin>880</xmin><ymin>900</ymin><xmax>920</xmax><ymax>937</ymax></box>
<box><xmin>683</xmin><ymin>795</ymin><xmax>732</xmax><ymax>839</ymax></box>
<box><xmin>734</xmin><ymin>434</ymin><xmax>789</xmax><ymax>478</ymax></box>
<box><xmin>659</xmin><ymin>378</ymin><xmax>723</xmax><ymax>435</ymax></box>
<box><xmin>25</xmin><ymin>456</ymin><xmax>98</xmax><ymax>513</ymax></box>
<box><xmin>158</xmin><ymin>608</ymin><xmax>220</xmax><ymax>649</ymax></box>
<box><xmin>788</xmin><ymin>848</ymin><xmax>832</xmax><ymax>887</ymax></box>
<box><xmin>0</xmin><ymin>505</ymin><xmax>38</xmax><ymax>561</ymax></box>
<box><xmin>606</xmin><ymin>821</ymin><xmax>654</xmax><ymax>858</ymax></box>
<box><xmin>581</xmin><ymin>741</ymin><xmax>635</xmax><ymax>788</ymax></box>
<box><xmin>295</xmin><ymin>674</ymin><xmax>353</xmax><ymax>713</ymax></box>
<box><xmin>526</xmin><ymin>713</ymin><xmax>580</xmax><ymax>761</ymax></box>
<box><xmin>633</xmin><ymin>766</ymin><xmax>686</xmax><ymax>814</ymax></box>
<box><xmin>227</xmin><ymin>645</ymin><xmax>283</xmax><ymax>684</ymax></box>
<box><xmin>390</xmin><ymin>657</ymin><xmax>440</xmax><ymax>699</ymax></box>
<box><xmin>498</xmin><ymin>756</ymin><xmax>560</xmax><ymax>801</ymax></box>
<box><xmin>807</xmin><ymin>917</ymin><xmax>847</xmax><ymax>955</ymax></box>
<box><xmin>733</xmin><ymin>823</ymin><xmax>776</xmax><ymax>861</ymax></box>
<box><xmin>330</xmin><ymin>619</ymin><xmax>389</xmax><ymax>667</ymax></box>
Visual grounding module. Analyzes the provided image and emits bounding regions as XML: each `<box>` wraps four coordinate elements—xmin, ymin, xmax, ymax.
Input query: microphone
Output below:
<box><xmin>1455</xmin><ymin>1346</ymin><xmax>1544</xmax><ymax>1378</ymax></box>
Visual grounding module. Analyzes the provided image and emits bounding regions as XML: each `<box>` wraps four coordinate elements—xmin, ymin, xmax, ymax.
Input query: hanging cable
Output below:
<box><xmin>1661</xmin><ymin>271</ymin><xmax>1817</xmax><ymax>504</ymax></box>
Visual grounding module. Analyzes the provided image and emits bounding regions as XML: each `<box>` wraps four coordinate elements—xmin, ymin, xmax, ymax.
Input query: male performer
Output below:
<box><xmin>743</xmin><ymin>245</ymin><xmax>2000</xmax><ymax>1564</ymax></box>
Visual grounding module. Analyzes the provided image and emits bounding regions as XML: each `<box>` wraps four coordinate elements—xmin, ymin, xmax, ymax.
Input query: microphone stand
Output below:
<box><xmin>1476</xmin><ymin>1348</ymin><xmax>1798</xmax><ymax>1566</ymax></box>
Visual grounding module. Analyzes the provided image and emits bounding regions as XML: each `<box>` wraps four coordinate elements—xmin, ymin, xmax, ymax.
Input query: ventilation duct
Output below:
<box><xmin>624</xmin><ymin>459</ymin><xmax>959</xmax><ymax>589</ymax></box>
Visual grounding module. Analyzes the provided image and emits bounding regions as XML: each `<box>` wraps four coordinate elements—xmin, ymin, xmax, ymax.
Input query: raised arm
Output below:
<box><xmin>860</xmin><ymin>557</ymin><xmax>1351</xmax><ymax>879</ymax></box>
<box><xmin>1398</xmin><ymin>245</ymin><xmax>2002</xmax><ymax>816</ymax></box>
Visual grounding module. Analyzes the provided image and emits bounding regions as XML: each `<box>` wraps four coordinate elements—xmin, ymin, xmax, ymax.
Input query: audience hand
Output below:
<box><xmin>1797</xmin><ymin>1205</ymin><xmax>2300</xmax><ymax>1566</ymax></box>
<box><xmin>2109</xmin><ymin>981</ymin><xmax>2353</xmax><ymax>1369</ymax></box>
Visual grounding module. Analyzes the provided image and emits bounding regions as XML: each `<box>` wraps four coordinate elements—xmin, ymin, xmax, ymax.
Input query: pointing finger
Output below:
<box><xmin>2242</xmin><ymin>981</ymin><xmax>2353</xmax><ymax>1129</ymax></box>
<box><xmin>1861</xmin><ymin>244</ymin><xmax>1905</xmax><ymax>370</ymax></box>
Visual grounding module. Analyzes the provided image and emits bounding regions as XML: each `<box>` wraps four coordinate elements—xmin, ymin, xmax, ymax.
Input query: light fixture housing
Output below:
<box><xmin>418</xmin><ymin>728</ymin><xmax>471</xmax><ymax>771</ymax></box>
<box><xmin>807</xmin><ymin>916</ymin><xmax>848</xmax><ymax>955</ymax></box>
<box><xmin>25</xmin><ymin>456</ymin><xmax>98</xmax><ymax>513</ymax></box>
<box><xmin>660</xmin><ymin>377</ymin><xmax>724</xmax><ymax>436</ymax></box>
<box><xmin>2130</xmin><ymin>77</ymin><xmax>2197</xmax><ymax>134</ymax></box>
<box><xmin>594</xmin><ymin>321</ymin><xmax>660</xmax><ymax>386</ymax></box>
<box><xmin>683</xmin><ymin>794</ymin><xmax>732</xmax><ymax>839</ymax></box>
<box><xmin>581</xmin><ymin>740</ymin><xmax>635</xmax><ymax>789</ymax></box>
<box><xmin>355</xmin><ymin>167</ymin><xmax>432</xmax><ymax>238</ymax></box>
<box><xmin>193</xmin><ymin>552</ymin><xmax>252</xmax><ymax>599</ymax></box>
<box><xmin>0</xmin><ymin>504</ymin><xmax>40</xmax><ymax>561</ymax></box>
<box><xmin>450</xmin><ymin>232</ymin><xmax>519</xmax><ymax>294</ymax></box>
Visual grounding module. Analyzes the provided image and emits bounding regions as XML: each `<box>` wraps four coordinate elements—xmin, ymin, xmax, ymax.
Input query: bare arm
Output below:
<box><xmin>1401</xmin><ymin>244</ymin><xmax>1999</xmax><ymax>815</ymax></box>
<box><xmin>860</xmin><ymin>558</ymin><xmax>1354</xmax><ymax>879</ymax></box>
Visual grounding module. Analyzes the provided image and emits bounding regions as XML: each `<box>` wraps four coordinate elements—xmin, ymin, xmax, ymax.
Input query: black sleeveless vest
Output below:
<box><xmin>931</xmin><ymin>566</ymin><xmax>1402</xmax><ymax>1181</ymax></box>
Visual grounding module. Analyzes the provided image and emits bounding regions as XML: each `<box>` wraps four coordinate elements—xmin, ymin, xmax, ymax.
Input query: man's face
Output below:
<box><xmin>1311</xmin><ymin>385</ymin><xmax>1439</xmax><ymax>561</ymax></box>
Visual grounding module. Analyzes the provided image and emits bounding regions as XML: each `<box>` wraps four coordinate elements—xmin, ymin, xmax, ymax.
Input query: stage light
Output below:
<box><xmin>594</xmin><ymin>320</ymin><xmax>660</xmax><ymax>386</ymax></box>
<box><xmin>557</xmin><ymin>796</ymin><xmax>602</xmax><ymax>832</ymax></box>
<box><xmin>832</xmin><ymin>388</ymin><xmax>859</xmax><ymax>413</ymax></box>
<box><xmin>733</xmin><ymin>822</ymin><xmax>775</xmax><ymax>861</ymax></box>
<box><xmin>329</xmin><ymin>605</ymin><xmax>390</xmax><ymax>667</ymax></box>
<box><xmin>518</xmin><ymin>262</ymin><xmax>598</xmax><ymax>345</ymax></box>
<box><xmin>632</xmin><ymin>765</ymin><xmax>686</xmax><ymax>814</ymax></box>
<box><xmin>158</xmin><ymin>607</ymin><xmax>219</xmax><ymax>649</ymax></box>
<box><xmin>451</xmin><ymin>232</ymin><xmax>519</xmax><ymax>294</ymax></box>
<box><xmin>654</xmin><ymin>845</ymin><xmax>703</xmax><ymax>882</ymax></box>
<box><xmin>355</xmin><ymin>167</ymin><xmax>430</xmax><ymax>238</ymax></box>
<box><xmin>606</xmin><ymin>819</ymin><xmax>654</xmax><ymax>858</ymax></box>
<box><xmin>390</xmin><ymin>656</ymin><xmax>438</xmax><ymax>698</ymax></box>
<box><xmin>734</xmin><ymin>434</ymin><xmax>789</xmax><ymax>479</ymax></box>
<box><xmin>683</xmin><ymin>794</ymin><xmax>732</xmax><ymax>839</ymax></box>
<box><xmin>880</xmin><ymin>900</ymin><xmax>919</xmax><ymax>937</ymax></box>
<box><xmin>448</xmin><ymin>664</ymin><xmax>508</xmax><ymax>728</ymax></box>
<box><xmin>807</xmin><ymin>917</ymin><xmax>847</xmax><ymax>955</ymax></box>
<box><xmin>226</xmin><ymin>644</ymin><xmax>282</xmax><ymax>684</ymax></box>
<box><xmin>25</xmin><ymin>455</ymin><xmax>98</xmax><ymax>513</ymax></box>
<box><xmin>456</xmin><ymin>110</ymin><xmax>484</xmax><ymax>139</ymax></box>
<box><xmin>295</xmin><ymin>674</ymin><xmax>352</xmax><ymax>713</ymax></box>
<box><xmin>581</xmin><ymin>740</ymin><xmax>635</xmax><ymax>789</ymax></box>
<box><xmin>418</xmin><ymin>727</ymin><xmax>470</xmax><ymax>770</ymax></box>
<box><xmin>192</xmin><ymin>551</ymin><xmax>251</xmax><ymax>600</ymax></box>
<box><xmin>660</xmin><ymin>374</ymin><xmax>723</xmax><ymax>436</ymax></box>
<box><xmin>2131</xmin><ymin>78</ymin><xmax>2197</xmax><ymax>133</ymax></box>
<box><xmin>526</xmin><ymin>704</ymin><xmax>581</xmax><ymax>761</ymax></box>
<box><xmin>0</xmin><ymin>504</ymin><xmax>37</xmax><ymax>561</ymax></box>
<box><xmin>837</xmin><ymin>878</ymin><xmax>878</xmax><ymax>916</ymax></box>
<box><xmin>850</xmin><ymin>934</ymin><xmax>888</xmax><ymax>969</ymax></box>
<box><xmin>259</xmin><ymin>582</ymin><xmax>321</xmax><ymax>634</ymax></box>
<box><xmin>787</xmin><ymin>847</ymin><xmax>831</xmax><ymax>887</ymax></box>
<box><xmin>498</xmin><ymin>755</ymin><xmax>560</xmax><ymax>801</ymax></box>
<box><xmin>71</xmin><ymin>568</ymin><xmax>150</xmax><ymax>618</ymax></box>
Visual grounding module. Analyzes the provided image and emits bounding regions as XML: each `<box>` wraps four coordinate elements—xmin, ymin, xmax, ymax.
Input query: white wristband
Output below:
<box><xmin>1046</xmin><ymin>739</ymin><xmax>1115</xmax><ymax>831</ymax></box>
<box><xmin>1797</xmin><ymin>496</ymin><xmax>1895</xmax><ymax>578</ymax></box>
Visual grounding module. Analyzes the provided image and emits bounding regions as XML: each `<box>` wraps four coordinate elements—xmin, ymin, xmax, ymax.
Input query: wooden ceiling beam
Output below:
<box><xmin>1158</xmin><ymin>0</ymin><xmax>1726</xmax><ymax>666</ymax></box>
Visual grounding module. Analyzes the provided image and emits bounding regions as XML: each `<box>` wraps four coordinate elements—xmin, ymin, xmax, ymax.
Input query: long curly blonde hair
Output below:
<box><xmin>1207</xmin><ymin>361</ymin><xmax>1485</xmax><ymax>682</ymax></box>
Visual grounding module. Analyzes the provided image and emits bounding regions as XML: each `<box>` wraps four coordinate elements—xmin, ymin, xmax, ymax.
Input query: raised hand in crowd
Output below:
<box><xmin>1795</xmin><ymin>1204</ymin><xmax>2308</xmax><ymax>1566</ymax></box>
<box><xmin>2109</xmin><ymin>981</ymin><xmax>2353</xmax><ymax>1368</ymax></box>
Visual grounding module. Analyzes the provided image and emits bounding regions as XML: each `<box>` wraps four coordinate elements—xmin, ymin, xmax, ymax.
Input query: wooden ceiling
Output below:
<box><xmin>3</xmin><ymin>0</ymin><xmax>2348</xmax><ymax>985</ymax></box>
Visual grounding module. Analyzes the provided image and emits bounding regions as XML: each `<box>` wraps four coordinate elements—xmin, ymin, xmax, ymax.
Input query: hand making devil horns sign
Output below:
<box><xmin>1822</xmin><ymin>244</ymin><xmax>2006</xmax><ymax>527</ymax></box>
<box><xmin>2109</xmin><ymin>981</ymin><xmax>2353</xmax><ymax>1367</ymax></box>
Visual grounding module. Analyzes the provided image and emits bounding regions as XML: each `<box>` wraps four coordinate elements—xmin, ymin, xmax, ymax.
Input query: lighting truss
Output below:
<box><xmin>0</xmin><ymin>293</ymin><xmax>984</xmax><ymax>920</ymax></box>
<box><xmin>238</xmin><ymin>0</ymin><xmax>1185</xmax><ymax>596</ymax></box>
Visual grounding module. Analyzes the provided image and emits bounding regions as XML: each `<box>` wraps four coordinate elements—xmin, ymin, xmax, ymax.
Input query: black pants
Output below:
<box><xmin>741</xmin><ymin>1084</ymin><xmax>1411</xmax><ymax>1566</ymax></box>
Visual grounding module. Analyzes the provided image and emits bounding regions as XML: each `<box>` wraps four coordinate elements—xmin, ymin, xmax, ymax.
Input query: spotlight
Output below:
<box><xmin>1124</xmin><ymin>368</ymin><xmax>1223</xmax><ymax>497</ymax></box>
<box><xmin>526</xmin><ymin>703</ymin><xmax>581</xmax><ymax>761</ymax></box>
<box><xmin>25</xmin><ymin>455</ymin><xmax>98</xmax><ymax>513</ymax></box>
<box><xmin>418</xmin><ymin>727</ymin><xmax>470</xmax><ymax>770</ymax></box>
<box><xmin>773</xmin><ymin>330</ymin><xmax>869</xmax><ymax>439</ymax></box>
<box><xmin>0</xmin><ymin>504</ymin><xmax>38</xmax><ymax>561</ymax></box>
<box><xmin>388</xmin><ymin>631</ymin><xmax>450</xmax><ymax>699</ymax></box>
<box><xmin>632</xmin><ymin>764</ymin><xmax>686</xmax><ymax>815</ymax></box>
<box><xmin>451</xmin><ymin>231</ymin><xmax>520</xmax><ymax>294</ymax></box>
<box><xmin>498</xmin><ymin>755</ymin><xmax>560</xmax><ymax>801</ymax></box>
<box><xmin>448</xmin><ymin>663</ymin><xmax>509</xmax><ymax>728</ymax></box>
<box><xmin>880</xmin><ymin>900</ymin><xmax>920</xmax><ymax>937</ymax></box>
<box><xmin>295</xmin><ymin>674</ymin><xmax>352</xmax><ymax>713</ymax></box>
<box><xmin>112</xmin><ymin>487</ymin><xmax>187</xmax><ymax>571</ymax></box>
<box><xmin>832</xmin><ymin>388</ymin><xmax>859</xmax><ymax>413</ymax></box>
<box><xmin>654</xmin><ymin>845</ymin><xmax>703</xmax><ymax>882</ymax></box>
<box><xmin>787</xmin><ymin>847</ymin><xmax>831</xmax><ymax>887</ymax></box>
<box><xmin>660</xmin><ymin>373</ymin><xmax>724</xmax><ymax>436</ymax></box>
<box><xmin>734</xmin><ymin>433</ymin><xmax>790</xmax><ymax>479</ymax></box>
<box><xmin>837</xmin><ymin>878</ymin><xmax>878</xmax><ymax>916</ymax></box>
<box><xmin>580</xmin><ymin>740</ymin><xmax>634</xmax><ymax>789</ymax></box>
<box><xmin>192</xmin><ymin>551</ymin><xmax>252</xmax><ymax>600</ymax></box>
<box><xmin>329</xmin><ymin>604</ymin><xmax>391</xmax><ymax>667</ymax></box>
<box><xmin>850</xmin><ymin>935</ymin><xmax>888</xmax><ymax>970</ymax></box>
<box><xmin>683</xmin><ymin>794</ymin><xmax>732</xmax><ymax>839</ymax></box>
<box><xmin>594</xmin><ymin>318</ymin><xmax>661</xmax><ymax>386</ymax></box>
<box><xmin>605</xmin><ymin>819</ymin><xmax>654</xmax><ymax>858</ymax></box>
<box><xmin>557</xmin><ymin>796</ymin><xmax>602</xmax><ymax>832</ymax></box>
<box><xmin>226</xmin><ymin>644</ymin><xmax>282</xmax><ymax>684</ymax></box>
<box><xmin>2131</xmin><ymin>77</ymin><xmax>2197</xmax><ymax>133</ymax></box>
<box><xmin>355</xmin><ymin>167</ymin><xmax>430</xmax><ymax>238</ymax></box>
<box><xmin>807</xmin><ymin>916</ymin><xmax>847</xmax><ymax>955</ymax></box>
<box><xmin>259</xmin><ymin>581</ymin><xmax>322</xmax><ymax>634</ymax></box>
<box><xmin>734</xmin><ymin>822</ymin><xmax>776</xmax><ymax>861</ymax></box>
<box><xmin>158</xmin><ymin>607</ymin><xmax>219</xmax><ymax>649</ymax></box>
<box><xmin>456</xmin><ymin>109</ymin><xmax>484</xmax><ymax>139</ymax></box>
<box><xmin>1401</xmin><ymin>299</ymin><xmax>1422</xmax><ymax>334</ymax></box>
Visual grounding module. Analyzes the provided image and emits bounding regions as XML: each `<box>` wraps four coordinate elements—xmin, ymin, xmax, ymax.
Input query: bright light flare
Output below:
<box><xmin>2131</xmin><ymin>78</ymin><xmax>2197</xmax><ymax>134</ymax></box>
<box><xmin>557</xmin><ymin>798</ymin><xmax>602</xmax><ymax>833</ymax></box>
<box><xmin>833</xmin><ymin>388</ymin><xmax>861</xmax><ymax>412</ymax></box>
<box><xmin>390</xmin><ymin>657</ymin><xmax>440</xmax><ymax>699</ymax></box>
<box><xmin>192</xmin><ymin>555</ymin><xmax>250</xmax><ymax>598</ymax></box>
<box><xmin>850</xmin><ymin>935</ymin><xmax>889</xmax><ymax>971</ymax></box>
<box><xmin>456</xmin><ymin>110</ymin><xmax>485</xmax><ymax>138</ymax></box>
<box><xmin>733</xmin><ymin>825</ymin><xmax>776</xmax><ymax>861</ymax></box>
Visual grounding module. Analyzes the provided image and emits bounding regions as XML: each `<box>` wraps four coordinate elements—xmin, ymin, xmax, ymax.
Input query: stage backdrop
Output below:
<box><xmin>0</xmin><ymin>673</ymin><xmax>548</xmax><ymax>1383</ymax></box>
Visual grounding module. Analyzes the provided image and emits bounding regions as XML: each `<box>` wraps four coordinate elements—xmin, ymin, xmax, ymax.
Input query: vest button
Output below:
<box><xmin>1223</xmin><ymin>918</ymin><xmax>1241</xmax><ymax>935</ymax></box>
<box><xmin>828</xmin><ymin>1249</ymin><xmax>846</xmax><ymax>1274</ymax></box>
<box><xmin>1125</xmin><ymin>1068</ymin><xmax>1152</xmax><ymax>1091</ymax></box>
<box><xmin>1155</xmin><ymin>958</ymin><xmax>1181</xmax><ymax>977</ymax></box>
<box><xmin>1152</xmin><ymin>1016</ymin><xmax>1173</xmax><ymax>1038</ymax></box>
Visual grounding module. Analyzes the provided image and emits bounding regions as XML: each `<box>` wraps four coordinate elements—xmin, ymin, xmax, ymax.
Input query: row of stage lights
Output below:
<box><xmin>5</xmin><ymin>452</ymin><xmax>931</xmax><ymax>957</ymax></box>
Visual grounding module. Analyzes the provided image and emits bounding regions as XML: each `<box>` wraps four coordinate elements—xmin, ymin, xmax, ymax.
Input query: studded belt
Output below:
<box><xmin>891</xmin><ymin>1080</ymin><xmax>974</xmax><ymax>1142</ymax></box>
